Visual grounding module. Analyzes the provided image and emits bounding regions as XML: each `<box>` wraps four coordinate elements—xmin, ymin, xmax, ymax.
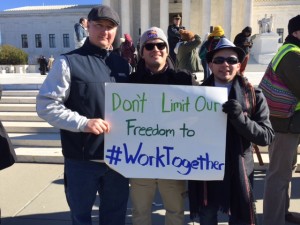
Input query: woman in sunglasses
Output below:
<box><xmin>188</xmin><ymin>38</ymin><xmax>274</xmax><ymax>225</ymax></box>
<box><xmin>129</xmin><ymin>27</ymin><xmax>198</xmax><ymax>225</ymax></box>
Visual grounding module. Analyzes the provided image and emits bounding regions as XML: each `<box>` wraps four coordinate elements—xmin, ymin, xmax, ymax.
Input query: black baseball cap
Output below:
<box><xmin>88</xmin><ymin>5</ymin><xmax>120</xmax><ymax>26</ymax></box>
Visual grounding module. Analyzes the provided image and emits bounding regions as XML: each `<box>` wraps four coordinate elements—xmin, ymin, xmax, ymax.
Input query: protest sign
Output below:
<box><xmin>104</xmin><ymin>83</ymin><xmax>228</xmax><ymax>180</ymax></box>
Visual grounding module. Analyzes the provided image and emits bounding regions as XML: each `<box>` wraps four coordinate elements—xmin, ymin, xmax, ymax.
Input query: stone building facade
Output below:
<box><xmin>0</xmin><ymin>0</ymin><xmax>299</xmax><ymax>65</ymax></box>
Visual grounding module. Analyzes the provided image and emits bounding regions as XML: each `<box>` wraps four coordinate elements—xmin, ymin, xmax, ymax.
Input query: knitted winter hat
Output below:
<box><xmin>288</xmin><ymin>15</ymin><xmax>300</xmax><ymax>34</ymax></box>
<box><xmin>179</xmin><ymin>29</ymin><xmax>195</xmax><ymax>41</ymax></box>
<box><xmin>139</xmin><ymin>27</ymin><xmax>169</xmax><ymax>56</ymax></box>
<box><xmin>209</xmin><ymin>25</ymin><xmax>225</xmax><ymax>37</ymax></box>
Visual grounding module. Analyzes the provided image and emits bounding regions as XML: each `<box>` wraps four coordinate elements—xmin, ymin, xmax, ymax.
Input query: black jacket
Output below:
<box><xmin>188</xmin><ymin>75</ymin><xmax>274</xmax><ymax>224</ymax></box>
<box><xmin>130</xmin><ymin>57</ymin><xmax>192</xmax><ymax>85</ymax></box>
<box><xmin>60</xmin><ymin>39</ymin><xmax>130</xmax><ymax>160</ymax></box>
<box><xmin>0</xmin><ymin>121</ymin><xmax>16</xmax><ymax>170</ymax></box>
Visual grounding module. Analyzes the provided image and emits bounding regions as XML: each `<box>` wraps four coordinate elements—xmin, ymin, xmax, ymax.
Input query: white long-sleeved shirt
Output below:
<box><xmin>36</xmin><ymin>55</ymin><xmax>89</xmax><ymax>132</ymax></box>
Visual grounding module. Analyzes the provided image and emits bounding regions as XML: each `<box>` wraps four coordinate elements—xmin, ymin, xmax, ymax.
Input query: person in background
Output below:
<box><xmin>199</xmin><ymin>25</ymin><xmax>225</xmax><ymax>81</ymax></box>
<box><xmin>167</xmin><ymin>14</ymin><xmax>185</xmax><ymax>63</ymax></box>
<box><xmin>74</xmin><ymin>17</ymin><xmax>88</xmax><ymax>49</ymax></box>
<box><xmin>188</xmin><ymin>38</ymin><xmax>274</xmax><ymax>225</ymax></box>
<box><xmin>129</xmin><ymin>26</ymin><xmax>198</xmax><ymax>225</ymax></box>
<box><xmin>198</xmin><ymin>32</ymin><xmax>210</xmax><ymax>81</ymax></box>
<box><xmin>120</xmin><ymin>33</ymin><xmax>137</xmax><ymax>72</ymax></box>
<box><xmin>47</xmin><ymin>55</ymin><xmax>54</xmax><ymax>71</ymax></box>
<box><xmin>175</xmin><ymin>29</ymin><xmax>202</xmax><ymax>75</ymax></box>
<box><xmin>38</xmin><ymin>55</ymin><xmax>48</xmax><ymax>75</ymax></box>
<box><xmin>234</xmin><ymin>26</ymin><xmax>253</xmax><ymax>76</ymax></box>
<box><xmin>262</xmin><ymin>15</ymin><xmax>300</xmax><ymax>225</ymax></box>
<box><xmin>36</xmin><ymin>5</ymin><xmax>130</xmax><ymax>225</ymax></box>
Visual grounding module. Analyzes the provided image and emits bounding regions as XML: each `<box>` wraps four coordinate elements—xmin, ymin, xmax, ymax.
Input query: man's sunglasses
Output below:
<box><xmin>212</xmin><ymin>56</ymin><xmax>239</xmax><ymax>65</ymax></box>
<box><xmin>144</xmin><ymin>43</ymin><xmax>167</xmax><ymax>51</ymax></box>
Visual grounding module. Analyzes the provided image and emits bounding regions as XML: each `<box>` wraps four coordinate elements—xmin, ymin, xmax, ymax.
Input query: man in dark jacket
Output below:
<box><xmin>261</xmin><ymin>15</ymin><xmax>300</xmax><ymax>225</ymax></box>
<box><xmin>36</xmin><ymin>5</ymin><xmax>130</xmax><ymax>225</ymax></box>
<box><xmin>233</xmin><ymin>26</ymin><xmax>253</xmax><ymax>76</ymax></box>
<box><xmin>188</xmin><ymin>38</ymin><xmax>274</xmax><ymax>225</ymax></box>
<box><xmin>129</xmin><ymin>26</ymin><xmax>197</xmax><ymax>225</ymax></box>
<box><xmin>167</xmin><ymin>14</ymin><xmax>185</xmax><ymax>64</ymax></box>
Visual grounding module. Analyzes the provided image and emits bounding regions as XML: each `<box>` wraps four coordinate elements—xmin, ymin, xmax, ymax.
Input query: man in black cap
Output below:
<box><xmin>36</xmin><ymin>5</ymin><xmax>130</xmax><ymax>225</ymax></box>
<box><xmin>167</xmin><ymin>14</ymin><xmax>185</xmax><ymax>63</ymax></box>
<box><xmin>188</xmin><ymin>38</ymin><xmax>274</xmax><ymax>225</ymax></box>
<box><xmin>262</xmin><ymin>14</ymin><xmax>300</xmax><ymax>225</ymax></box>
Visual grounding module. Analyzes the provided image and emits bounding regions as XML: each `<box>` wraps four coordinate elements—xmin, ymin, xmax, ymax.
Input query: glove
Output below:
<box><xmin>222</xmin><ymin>99</ymin><xmax>243</xmax><ymax>119</ymax></box>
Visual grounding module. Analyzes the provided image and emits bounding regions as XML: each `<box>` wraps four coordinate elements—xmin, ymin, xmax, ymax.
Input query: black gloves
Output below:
<box><xmin>222</xmin><ymin>99</ymin><xmax>243</xmax><ymax>119</ymax></box>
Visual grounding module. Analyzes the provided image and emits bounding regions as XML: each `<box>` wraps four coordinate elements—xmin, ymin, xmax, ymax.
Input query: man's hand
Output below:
<box><xmin>222</xmin><ymin>99</ymin><xmax>243</xmax><ymax>119</ymax></box>
<box><xmin>84</xmin><ymin>119</ymin><xmax>111</xmax><ymax>135</ymax></box>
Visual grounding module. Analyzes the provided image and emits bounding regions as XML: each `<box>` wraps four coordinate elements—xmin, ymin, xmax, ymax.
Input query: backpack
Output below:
<box><xmin>259</xmin><ymin>44</ymin><xmax>300</xmax><ymax>118</ymax></box>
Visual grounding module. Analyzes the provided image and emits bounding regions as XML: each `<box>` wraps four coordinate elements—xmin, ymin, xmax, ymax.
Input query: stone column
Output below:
<box><xmin>160</xmin><ymin>0</ymin><xmax>169</xmax><ymax>34</ymax></box>
<box><xmin>140</xmin><ymin>0</ymin><xmax>150</xmax><ymax>33</ymax></box>
<box><xmin>102</xmin><ymin>0</ymin><xmax>111</xmax><ymax>6</ymax></box>
<box><xmin>223</xmin><ymin>0</ymin><xmax>233</xmax><ymax>39</ymax></box>
<box><xmin>244</xmin><ymin>0</ymin><xmax>253</xmax><ymax>27</ymax></box>
<box><xmin>120</xmin><ymin>0</ymin><xmax>130</xmax><ymax>35</ymax></box>
<box><xmin>182</xmin><ymin>0</ymin><xmax>191</xmax><ymax>29</ymax></box>
<box><xmin>202</xmin><ymin>0</ymin><xmax>211</xmax><ymax>39</ymax></box>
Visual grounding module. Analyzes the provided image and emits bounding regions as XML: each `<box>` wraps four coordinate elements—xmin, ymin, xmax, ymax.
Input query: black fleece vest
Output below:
<box><xmin>61</xmin><ymin>41</ymin><xmax>129</xmax><ymax>160</ymax></box>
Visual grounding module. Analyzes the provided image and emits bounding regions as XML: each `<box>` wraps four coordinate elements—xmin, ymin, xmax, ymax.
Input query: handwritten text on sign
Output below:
<box><xmin>104</xmin><ymin>83</ymin><xmax>228</xmax><ymax>180</ymax></box>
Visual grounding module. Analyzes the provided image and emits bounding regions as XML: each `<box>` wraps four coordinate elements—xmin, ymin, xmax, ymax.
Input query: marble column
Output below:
<box><xmin>102</xmin><ymin>0</ymin><xmax>111</xmax><ymax>6</ymax></box>
<box><xmin>202</xmin><ymin>0</ymin><xmax>211</xmax><ymax>39</ymax></box>
<box><xmin>120</xmin><ymin>0</ymin><xmax>130</xmax><ymax>35</ymax></box>
<box><xmin>140</xmin><ymin>0</ymin><xmax>150</xmax><ymax>33</ymax></box>
<box><xmin>244</xmin><ymin>0</ymin><xmax>253</xmax><ymax>27</ymax></box>
<box><xmin>160</xmin><ymin>0</ymin><xmax>169</xmax><ymax>34</ymax></box>
<box><xmin>182</xmin><ymin>0</ymin><xmax>191</xmax><ymax>29</ymax></box>
<box><xmin>223</xmin><ymin>0</ymin><xmax>233</xmax><ymax>39</ymax></box>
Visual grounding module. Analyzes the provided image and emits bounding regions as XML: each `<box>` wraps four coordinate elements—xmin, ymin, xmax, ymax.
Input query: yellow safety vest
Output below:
<box><xmin>271</xmin><ymin>44</ymin><xmax>300</xmax><ymax>111</ymax></box>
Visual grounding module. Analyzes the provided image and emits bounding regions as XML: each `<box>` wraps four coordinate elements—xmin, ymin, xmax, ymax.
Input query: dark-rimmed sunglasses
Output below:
<box><xmin>212</xmin><ymin>56</ymin><xmax>239</xmax><ymax>65</ymax></box>
<box><xmin>144</xmin><ymin>43</ymin><xmax>167</xmax><ymax>51</ymax></box>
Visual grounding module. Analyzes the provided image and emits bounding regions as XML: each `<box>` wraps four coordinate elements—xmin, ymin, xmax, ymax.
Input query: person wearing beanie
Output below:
<box><xmin>36</xmin><ymin>5</ymin><xmax>130</xmax><ymax>225</ymax></box>
<box><xmin>167</xmin><ymin>14</ymin><xmax>186</xmax><ymax>63</ymax></box>
<box><xmin>262</xmin><ymin>14</ymin><xmax>300</xmax><ymax>225</ymax></box>
<box><xmin>129</xmin><ymin>26</ymin><xmax>197</xmax><ymax>225</ymax></box>
<box><xmin>199</xmin><ymin>25</ymin><xmax>226</xmax><ymax>81</ymax></box>
<box><xmin>234</xmin><ymin>26</ymin><xmax>253</xmax><ymax>75</ymax></box>
<box><xmin>174</xmin><ymin>29</ymin><xmax>202</xmax><ymax>76</ymax></box>
<box><xmin>188</xmin><ymin>37</ymin><xmax>274</xmax><ymax>225</ymax></box>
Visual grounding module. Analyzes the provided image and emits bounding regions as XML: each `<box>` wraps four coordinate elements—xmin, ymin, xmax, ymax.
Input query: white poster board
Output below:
<box><xmin>104</xmin><ymin>83</ymin><xmax>228</xmax><ymax>180</ymax></box>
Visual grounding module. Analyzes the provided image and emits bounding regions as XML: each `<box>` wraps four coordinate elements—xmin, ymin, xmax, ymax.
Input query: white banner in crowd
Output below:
<box><xmin>104</xmin><ymin>83</ymin><xmax>228</xmax><ymax>180</ymax></box>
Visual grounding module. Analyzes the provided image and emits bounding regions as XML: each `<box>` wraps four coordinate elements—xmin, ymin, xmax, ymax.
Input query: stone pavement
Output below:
<box><xmin>1</xmin><ymin>163</ymin><xmax>300</xmax><ymax>225</ymax></box>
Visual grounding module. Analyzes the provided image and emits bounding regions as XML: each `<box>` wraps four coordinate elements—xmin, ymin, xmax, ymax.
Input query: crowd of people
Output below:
<box><xmin>2</xmin><ymin>4</ymin><xmax>300</xmax><ymax>225</ymax></box>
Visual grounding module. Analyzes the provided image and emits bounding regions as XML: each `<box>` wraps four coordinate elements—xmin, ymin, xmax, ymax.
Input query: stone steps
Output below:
<box><xmin>2</xmin><ymin>121</ymin><xmax>59</xmax><ymax>133</ymax></box>
<box><xmin>0</xmin><ymin>111</ymin><xmax>44</xmax><ymax>121</ymax></box>
<box><xmin>9</xmin><ymin>133</ymin><xmax>61</xmax><ymax>147</ymax></box>
<box><xmin>0</xmin><ymin>84</ymin><xmax>63</xmax><ymax>163</ymax></box>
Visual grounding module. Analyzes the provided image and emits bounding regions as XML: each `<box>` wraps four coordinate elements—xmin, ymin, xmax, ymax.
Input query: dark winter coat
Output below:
<box><xmin>188</xmin><ymin>75</ymin><xmax>274</xmax><ymax>224</ymax></box>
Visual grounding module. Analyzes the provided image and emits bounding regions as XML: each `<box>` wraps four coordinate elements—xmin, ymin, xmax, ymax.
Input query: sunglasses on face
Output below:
<box><xmin>212</xmin><ymin>56</ymin><xmax>239</xmax><ymax>65</ymax></box>
<box><xmin>144</xmin><ymin>43</ymin><xmax>167</xmax><ymax>51</ymax></box>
